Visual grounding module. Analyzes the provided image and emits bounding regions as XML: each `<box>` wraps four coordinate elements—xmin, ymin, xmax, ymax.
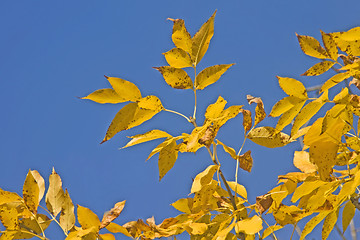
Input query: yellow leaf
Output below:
<box><xmin>23</xmin><ymin>170</ymin><xmax>40</xmax><ymax>214</ymax></box>
<box><xmin>291</xmin><ymin>126</ymin><xmax>310</xmax><ymax>140</ymax></box>
<box><xmin>293</xmin><ymin>151</ymin><xmax>317</xmax><ymax>173</ymax></box>
<box><xmin>277</xmin><ymin>76</ymin><xmax>308</xmax><ymax>99</ymax></box>
<box><xmin>168</xmin><ymin>18</ymin><xmax>192</xmax><ymax>54</ymax></box>
<box><xmin>106</xmin><ymin>222</ymin><xmax>131</xmax><ymax>237</ymax></box>
<box><xmin>235</xmin><ymin>215</ymin><xmax>263</xmax><ymax>235</ymax></box>
<box><xmin>248</xmin><ymin>127</ymin><xmax>290</xmax><ymax>148</ymax></box>
<box><xmin>217</xmin><ymin>140</ymin><xmax>237</xmax><ymax>160</ymax></box>
<box><xmin>105</xmin><ymin>76</ymin><xmax>142</xmax><ymax>102</ymax></box>
<box><xmin>102</xmin><ymin>102</ymin><xmax>160</xmax><ymax>143</ymax></box>
<box><xmin>195</xmin><ymin>64</ymin><xmax>235</xmax><ymax>90</ymax></box>
<box><xmin>275</xmin><ymin>100</ymin><xmax>306</xmax><ymax>132</ymax></box>
<box><xmin>0</xmin><ymin>189</ymin><xmax>22</xmax><ymax>206</ymax></box>
<box><xmin>171</xmin><ymin>198</ymin><xmax>192</xmax><ymax>214</ymax></box>
<box><xmin>300</xmin><ymin>211</ymin><xmax>330</xmax><ymax>240</ymax></box>
<box><xmin>191</xmin><ymin>165</ymin><xmax>219</xmax><ymax>193</ymax></box>
<box><xmin>291</xmin><ymin>91</ymin><xmax>328</xmax><ymax>136</ymax></box>
<box><xmin>310</xmin><ymin>140</ymin><xmax>338</xmax><ymax>181</ymax></box>
<box><xmin>163</xmin><ymin>48</ymin><xmax>192</xmax><ymax>68</ymax></box>
<box><xmin>247</xmin><ymin>95</ymin><xmax>266</xmax><ymax>126</ymax></box>
<box><xmin>30</xmin><ymin>170</ymin><xmax>45</xmax><ymax>204</ymax></box>
<box><xmin>237</xmin><ymin>150</ymin><xmax>253</xmax><ymax>172</ymax></box>
<box><xmin>77</xmin><ymin>205</ymin><xmax>100</xmax><ymax>230</ymax></box>
<box><xmin>321</xmin><ymin>30</ymin><xmax>338</xmax><ymax>61</ymax></box>
<box><xmin>147</xmin><ymin>136</ymin><xmax>182</xmax><ymax>160</ymax></box>
<box><xmin>322</xmin><ymin>208</ymin><xmax>339</xmax><ymax>240</ymax></box>
<box><xmin>214</xmin><ymin>105</ymin><xmax>243</xmax><ymax>129</ymax></box>
<box><xmin>45</xmin><ymin>168</ymin><xmax>65</xmax><ymax>217</ymax></box>
<box><xmin>291</xmin><ymin>180</ymin><xmax>325</xmax><ymax>203</ymax></box>
<box><xmin>0</xmin><ymin>205</ymin><xmax>19</xmax><ymax>230</ymax></box>
<box><xmin>66</xmin><ymin>227</ymin><xmax>98</xmax><ymax>240</ymax></box>
<box><xmin>154</xmin><ymin>66</ymin><xmax>193</xmax><ymax>89</ymax></box>
<box><xmin>240</xmin><ymin>109</ymin><xmax>252</xmax><ymax>132</ymax></box>
<box><xmin>227</xmin><ymin>182</ymin><xmax>247</xmax><ymax>199</ymax></box>
<box><xmin>100</xmin><ymin>200</ymin><xmax>126</xmax><ymax>229</ymax></box>
<box><xmin>123</xmin><ymin>130</ymin><xmax>171</xmax><ymax>148</ymax></box>
<box><xmin>204</xmin><ymin>96</ymin><xmax>227</xmax><ymax>120</ymax></box>
<box><xmin>137</xmin><ymin>95</ymin><xmax>164</xmax><ymax>111</ymax></box>
<box><xmin>191</xmin><ymin>11</ymin><xmax>216</xmax><ymax>66</ymax></box>
<box><xmin>296</xmin><ymin>33</ymin><xmax>329</xmax><ymax>59</ymax></box>
<box><xmin>81</xmin><ymin>89</ymin><xmax>125</xmax><ymax>104</ymax></box>
<box><xmin>60</xmin><ymin>190</ymin><xmax>75</xmax><ymax>233</ymax></box>
<box><xmin>331</xmin><ymin>27</ymin><xmax>360</xmax><ymax>56</ymax></box>
<box><xmin>270</xmin><ymin>96</ymin><xmax>303</xmax><ymax>117</ymax></box>
<box><xmin>320</xmin><ymin>72</ymin><xmax>351</xmax><ymax>92</ymax></box>
<box><xmin>261</xmin><ymin>225</ymin><xmax>283</xmax><ymax>239</ymax></box>
<box><xmin>302</xmin><ymin>61</ymin><xmax>335</xmax><ymax>76</ymax></box>
<box><xmin>333</xmin><ymin>88</ymin><xmax>349</xmax><ymax>103</ymax></box>
<box><xmin>188</xmin><ymin>222</ymin><xmax>207</xmax><ymax>235</ymax></box>
<box><xmin>158</xmin><ymin>139</ymin><xmax>178</xmax><ymax>181</ymax></box>
<box><xmin>342</xmin><ymin>201</ymin><xmax>355</xmax><ymax>233</ymax></box>
<box><xmin>16</xmin><ymin>214</ymin><xmax>51</xmax><ymax>237</ymax></box>
<box><xmin>185</xmin><ymin>123</ymin><xmax>211</xmax><ymax>152</ymax></box>
<box><xmin>99</xmin><ymin>233</ymin><xmax>115</xmax><ymax>240</ymax></box>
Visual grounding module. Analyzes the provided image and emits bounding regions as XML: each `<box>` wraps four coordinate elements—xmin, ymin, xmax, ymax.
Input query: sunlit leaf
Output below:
<box><xmin>30</xmin><ymin>170</ymin><xmax>45</xmax><ymax>204</ymax></box>
<box><xmin>277</xmin><ymin>77</ymin><xmax>308</xmax><ymax>99</ymax></box>
<box><xmin>235</xmin><ymin>215</ymin><xmax>263</xmax><ymax>235</ymax></box>
<box><xmin>227</xmin><ymin>182</ymin><xmax>247</xmax><ymax>199</ymax></box>
<box><xmin>123</xmin><ymin>130</ymin><xmax>171</xmax><ymax>148</ymax></box>
<box><xmin>214</xmin><ymin>105</ymin><xmax>243</xmax><ymax>129</ymax></box>
<box><xmin>23</xmin><ymin>170</ymin><xmax>40</xmax><ymax>214</ymax></box>
<box><xmin>320</xmin><ymin>72</ymin><xmax>351</xmax><ymax>92</ymax></box>
<box><xmin>217</xmin><ymin>140</ymin><xmax>237</xmax><ymax>160</ymax></box>
<box><xmin>154</xmin><ymin>66</ymin><xmax>193</xmax><ymax>89</ymax></box>
<box><xmin>16</xmin><ymin>214</ymin><xmax>51</xmax><ymax>238</ymax></box>
<box><xmin>321</xmin><ymin>30</ymin><xmax>338</xmax><ymax>61</ymax></box>
<box><xmin>0</xmin><ymin>189</ymin><xmax>22</xmax><ymax>206</ymax></box>
<box><xmin>291</xmin><ymin>91</ymin><xmax>328</xmax><ymax>136</ymax></box>
<box><xmin>106</xmin><ymin>222</ymin><xmax>131</xmax><ymax>237</ymax></box>
<box><xmin>187</xmin><ymin>222</ymin><xmax>208</xmax><ymax>235</ymax></box>
<box><xmin>137</xmin><ymin>95</ymin><xmax>164</xmax><ymax>111</ymax></box>
<box><xmin>240</xmin><ymin>109</ymin><xmax>252</xmax><ymax>132</ymax></box>
<box><xmin>262</xmin><ymin>225</ymin><xmax>283</xmax><ymax>239</ymax></box>
<box><xmin>237</xmin><ymin>150</ymin><xmax>253</xmax><ymax>172</ymax></box>
<box><xmin>247</xmin><ymin>95</ymin><xmax>266</xmax><ymax>126</ymax></box>
<box><xmin>191</xmin><ymin>165</ymin><xmax>219</xmax><ymax>193</ymax></box>
<box><xmin>105</xmin><ymin>76</ymin><xmax>142</xmax><ymax>102</ymax></box>
<box><xmin>168</xmin><ymin>18</ymin><xmax>192</xmax><ymax>53</ymax></box>
<box><xmin>302</xmin><ymin>61</ymin><xmax>335</xmax><ymax>76</ymax></box>
<box><xmin>45</xmin><ymin>168</ymin><xmax>64</xmax><ymax>217</ymax></box>
<box><xmin>0</xmin><ymin>205</ymin><xmax>19</xmax><ymax>230</ymax></box>
<box><xmin>296</xmin><ymin>33</ymin><xmax>329</xmax><ymax>59</ymax></box>
<box><xmin>290</xmin><ymin>126</ymin><xmax>310</xmax><ymax>140</ymax></box>
<box><xmin>163</xmin><ymin>48</ymin><xmax>193</xmax><ymax>68</ymax></box>
<box><xmin>310</xmin><ymin>140</ymin><xmax>338</xmax><ymax>181</ymax></box>
<box><xmin>100</xmin><ymin>200</ymin><xmax>126</xmax><ymax>229</ymax></box>
<box><xmin>158</xmin><ymin>139</ymin><xmax>178</xmax><ymax>181</ymax></box>
<box><xmin>342</xmin><ymin>201</ymin><xmax>355</xmax><ymax>233</ymax></box>
<box><xmin>77</xmin><ymin>205</ymin><xmax>100</xmax><ymax>230</ymax></box>
<box><xmin>331</xmin><ymin>27</ymin><xmax>360</xmax><ymax>56</ymax></box>
<box><xmin>196</xmin><ymin>64</ymin><xmax>234</xmax><ymax>90</ymax></box>
<box><xmin>81</xmin><ymin>89</ymin><xmax>125</xmax><ymax>104</ymax></box>
<box><xmin>60</xmin><ymin>190</ymin><xmax>75</xmax><ymax>233</ymax></box>
<box><xmin>322</xmin><ymin>208</ymin><xmax>339</xmax><ymax>240</ymax></box>
<box><xmin>248</xmin><ymin>127</ymin><xmax>290</xmax><ymax>148</ymax></box>
<box><xmin>293</xmin><ymin>151</ymin><xmax>317</xmax><ymax>173</ymax></box>
<box><xmin>205</xmin><ymin>96</ymin><xmax>227</xmax><ymax>120</ymax></box>
<box><xmin>300</xmin><ymin>211</ymin><xmax>330</xmax><ymax>240</ymax></box>
<box><xmin>275</xmin><ymin>100</ymin><xmax>306</xmax><ymax>132</ymax></box>
<box><xmin>192</xmin><ymin>11</ymin><xmax>216</xmax><ymax>66</ymax></box>
<box><xmin>171</xmin><ymin>198</ymin><xmax>192</xmax><ymax>214</ymax></box>
<box><xmin>99</xmin><ymin>233</ymin><xmax>115</xmax><ymax>240</ymax></box>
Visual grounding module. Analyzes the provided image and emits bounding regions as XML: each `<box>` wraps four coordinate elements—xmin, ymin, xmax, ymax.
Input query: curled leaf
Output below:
<box><xmin>237</xmin><ymin>150</ymin><xmax>253</xmax><ymax>172</ymax></box>
<box><xmin>100</xmin><ymin>201</ymin><xmax>126</xmax><ymax>229</ymax></box>
<box><xmin>247</xmin><ymin>95</ymin><xmax>266</xmax><ymax>126</ymax></box>
<box><xmin>248</xmin><ymin>127</ymin><xmax>291</xmax><ymax>148</ymax></box>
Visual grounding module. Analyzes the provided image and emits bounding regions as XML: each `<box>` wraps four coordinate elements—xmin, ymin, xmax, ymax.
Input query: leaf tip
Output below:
<box><xmin>104</xmin><ymin>75</ymin><xmax>109</xmax><ymax>79</ymax></box>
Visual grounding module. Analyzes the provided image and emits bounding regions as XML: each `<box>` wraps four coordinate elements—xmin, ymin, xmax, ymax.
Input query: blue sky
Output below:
<box><xmin>1</xmin><ymin>1</ymin><xmax>360</xmax><ymax>239</ymax></box>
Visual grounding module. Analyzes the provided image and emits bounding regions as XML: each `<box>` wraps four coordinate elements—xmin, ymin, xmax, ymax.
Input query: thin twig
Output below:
<box><xmin>334</xmin><ymin>224</ymin><xmax>347</xmax><ymax>240</ymax></box>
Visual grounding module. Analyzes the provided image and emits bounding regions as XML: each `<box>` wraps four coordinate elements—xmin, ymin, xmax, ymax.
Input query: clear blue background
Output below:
<box><xmin>1</xmin><ymin>1</ymin><xmax>360</xmax><ymax>239</ymax></box>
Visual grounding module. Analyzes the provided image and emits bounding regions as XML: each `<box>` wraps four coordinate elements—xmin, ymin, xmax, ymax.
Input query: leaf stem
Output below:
<box><xmin>39</xmin><ymin>205</ymin><xmax>68</xmax><ymax>237</ymax></box>
<box><xmin>22</xmin><ymin>202</ymin><xmax>46</xmax><ymax>239</ymax></box>
<box><xmin>193</xmin><ymin>66</ymin><xmax>198</xmax><ymax>120</ymax></box>
<box><xmin>164</xmin><ymin>109</ymin><xmax>191</xmax><ymax>123</ymax></box>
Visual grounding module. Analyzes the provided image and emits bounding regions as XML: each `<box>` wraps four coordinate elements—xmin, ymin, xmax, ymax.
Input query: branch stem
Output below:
<box><xmin>164</xmin><ymin>109</ymin><xmax>191</xmax><ymax>122</ymax></box>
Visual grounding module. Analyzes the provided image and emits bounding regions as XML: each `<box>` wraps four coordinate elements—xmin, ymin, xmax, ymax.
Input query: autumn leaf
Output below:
<box><xmin>247</xmin><ymin>95</ymin><xmax>266</xmax><ymax>126</ymax></box>
<box><xmin>45</xmin><ymin>168</ymin><xmax>65</xmax><ymax>217</ymax></box>
<box><xmin>293</xmin><ymin>151</ymin><xmax>317</xmax><ymax>173</ymax></box>
<box><xmin>100</xmin><ymin>201</ymin><xmax>126</xmax><ymax>229</ymax></box>
<box><xmin>342</xmin><ymin>201</ymin><xmax>355</xmax><ymax>233</ymax></box>
<box><xmin>217</xmin><ymin>140</ymin><xmax>237</xmax><ymax>160</ymax></box>
<box><xmin>204</xmin><ymin>96</ymin><xmax>227</xmax><ymax>120</ymax></box>
<box><xmin>154</xmin><ymin>66</ymin><xmax>193</xmax><ymax>89</ymax></box>
<box><xmin>321</xmin><ymin>30</ymin><xmax>338</xmax><ymax>61</ymax></box>
<box><xmin>310</xmin><ymin>140</ymin><xmax>338</xmax><ymax>181</ymax></box>
<box><xmin>321</xmin><ymin>72</ymin><xmax>351</xmax><ymax>92</ymax></box>
<box><xmin>60</xmin><ymin>190</ymin><xmax>75</xmax><ymax>233</ymax></box>
<box><xmin>275</xmin><ymin>100</ymin><xmax>306</xmax><ymax>132</ymax></box>
<box><xmin>331</xmin><ymin>27</ymin><xmax>360</xmax><ymax>56</ymax></box>
<box><xmin>30</xmin><ymin>170</ymin><xmax>45</xmax><ymax>204</ymax></box>
<box><xmin>77</xmin><ymin>205</ymin><xmax>101</xmax><ymax>230</ymax></box>
<box><xmin>300</xmin><ymin>211</ymin><xmax>330</xmax><ymax>240</ymax></box>
<box><xmin>191</xmin><ymin>165</ymin><xmax>219</xmax><ymax>193</ymax></box>
<box><xmin>163</xmin><ymin>48</ymin><xmax>193</xmax><ymax>68</ymax></box>
<box><xmin>171</xmin><ymin>198</ymin><xmax>193</xmax><ymax>214</ymax></box>
<box><xmin>195</xmin><ymin>64</ymin><xmax>234</xmax><ymax>90</ymax></box>
<box><xmin>270</xmin><ymin>96</ymin><xmax>302</xmax><ymax>117</ymax></box>
<box><xmin>302</xmin><ymin>61</ymin><xmax>335</xmax><ymax>76</ymax></box>
<box><xmin>123</xmin><ymin>130</ymin><xmax>172</xmax><ymax>148</ymax></box>
<box><xmin>168</xmin><ymin>18</ymin><xmax>192</xmax><ymax>53</ymax></box>
<box><xmin>296</xmin><ymin>33</ymin><xmax>329</xmax><ymax>59</ymax></box>
<box><xmin>192</xmin><ymin>11</ymin><xmax>216</xmax><ymax>66</ymax></box>
<box><xmin>256</xmin><ymin>194</ymin><xmax>273</xmax><ymax>214</ymax></box>
<box><xmin>240</xmin><ymin>109</ymin><xmax>252</xmax><ymax>132</ymax></box>
<box><xmin>322</xmin><ymin>208</ymin><xmax>339</xmax><ymax>240</ymax></box>
<box><xmin>106</xmin><ymin>222</ymin><xmax>131</xmax><ymax>237</ymax></box>
<box><xmin>277</xmin><ymin>76</ymin><xmax>308</xmax><ymax>99</ymax></box>
<box><xmin>81</xmin><ymin>89</ymin><xmax>125</xmax><ymax>104</ymax></box>
<box><xmin>158</xmin><ymin>139</ymin><xmax>179</xmax><ymax>181</ymax></box>
<box><xmin>235</xmin><ymin>215</ymin><xmax>263</xmax><ymax>235</ymax></box>
<box><xmin>237</xmin><ymin>150</ymin><xmax>253</xmax><ymax>172</ymax></box>
<box><xmin>23</xmin><ymin>170</ymin><xmax>40</xmax><ymax>214</ymax></box>
<box><xmin>248</xmin><ymin>127</ymin><xmax>290</xmax><ymax>148</ymax></box>
<box><xmin>227</xmin><ymin>182</ymin><xmax>247</xmax><ymax>199</ymax></box>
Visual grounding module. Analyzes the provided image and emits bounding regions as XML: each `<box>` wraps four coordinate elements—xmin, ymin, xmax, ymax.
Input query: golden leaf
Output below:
<box><xmin>154</xmin><ymin>66</ymin><xmax>193</xmax><ymax>89</ymax></box>
<box><xmin>168</xmin><ymin>18</ymin><xmax>192</xmax><ymax>53</ymax></box>
<box><xmin>81</xmin><ymin>89</ymin><xmax>125</xmax><ymax>104</ymax></box>
<box><xmin>77</xmin><ymin>205</ymin><xmax>100</xmax><ymax>230</ymax></box>
<box><xmin>105</xmin><ymin>76</ymin><xmax>142</xmax><ymax>102</ymax></box>
<box><xmin>30</xmin><ymin>170</ymin><xmax>45</xmax><ymax>204</ymax></box>
<box><xmin>296</xmin><ymin>33</ymin><xmax>329</xmax><ymax>59</ymax></box>
<box><xmin>158</xmin><ymin>139</ymin><xmax>178</xmax><ymax>181</ymax></box>
<box><xmin>331</xmin><ymin>27</ymin><xmax>360</xmax><ymax>56</ymax></box>
<box><xmin>275</xmin><ymin>100</ymin><xmax>306</xmax><ymax>132</ymax></box>
<box><xmin>0</xmin><ymin>205</ymin><xmax>19</xmax><ymax>230</ymax></box>
<box><xmin>237</xmin><ymin>150</ymin><xmax>253</xmax><ymax>172</ymax></box>
<box><xmin>261</xmin><ymin>225</ymin><xmax>283</xmax><ymax>239</ymax></box>
<box><xmin>277</xmin><ymin>76</ymin><xmax>308</xmax><ymax>99</ymax></box>
<box><xmin>195</xmin><ymin>64</ymin><xmax>235</xmax><ymax>90</ymax></box>
<box><xmin>227</xmin><ymin>182</ymin><xmax>247</xmax><ymax>199</ymax></box>
<box><xmin>171</xmin><ymin>198</ymin><xmax>193</xmax><ymax>214</ymax></box>
<box><xmin>99</xmin><ymin>233</ymin><xmax>115</xmax><ymax>240</ymax></box>
<box><xmin>137</xmin><ymin>95</ymin><xmax>164</xmax><ymax>111</ymax></box>
<box><xmin>310</xmin><ymin>140</ymin><xmax>338</xmax><ymax>182</ymax></box>
<box><xmin>240</xmin><ymin>109</ymin><xmax>252</xmax><ymax>132</ymax></box>
<box><xmin>204</xmin><ymin>96</ymin><xmax>227</xmax><ymax>120</ymax></box>
<box><xmin>235</xmin><ymin>215</ymin><xmax>263</xmax><ymax>235</ymax></box>
<box><xmin>247</xmin><ymin>95</ymin><xmax>266</xmax><ymax>126</ymax></box>
<box><xmin>123</xmin><ymin>130</ymin><xmax>171</xmax><ymax>148</ymax></box>
<box><xmin>106</xmin><ymin>222</ymin><xmax>131</xmax><ymax>237</ymax></box>
<box><xmin>191</xmin><ymin>11</ymin><xmax>216</xmax><ymax>66</ymax></box>
<box><xmin>198</xmin><ymin>126</ymin><xmax>216</xmax><ymax>147</ymax></box>
<box><xmin>23</xmin><ymin>170</ymin><xmax>40</xmax><ymax>214</ymax></box>
<box><xmin>270</xmin><ymin>96</ymin><xmax>302</xmax><ymax>117</ymax></box>
<box><xmin>191</xmin><ymin>165</ymin><xmax>219</xmax><ymax>193</ymax></box>
<box><xmin>0</xmin><ymin>189</ymin><xmax>22</xmax><ymax>206</ymax></box>
<box><xmin>293</xmin><ymin>151</ymin><xmax>317</xmax><ymax>173</ymax></box>
<box><xmin>300</xmin><ymin>211</ymin><xmax>330</xmax><ymax>240</ymax></box>
<box><xmin>321</xmin><ymin>30</ymin><xmax>338</xmax><ymax>61</ymax></box>
<box><xmin>163</xmin><ymin>48</ymin><xmax>192</xmax><ymax>68</ymax></box>
<box><xmin>60</xmin><ymin>190</ymin><xmax>75</xmax><ymax>233</ymax></box>
<box><xmin>248</xmin><ymin>127</ymin><xmax>290</xmax><ymax>148</ymax></box>
<box><xmin>45</xmin><ymin>168</ymin><xmax>65</xmax><ymax>217</ymax></box>
<box><xmin>100</xmin><ymin>200</ymin><xmax>126</xmax><ymax>229</ymax></box>
<box><xmin>217</xmin><ymin>140</ymin><xmax>237</xmax><ymax>160</ymax></box>
<box><xmin>302</xmin><ymin>61</ymin><xmax>335</xmax><ymax>76</ymax></box>
<box><xmin>342</xmin><ymin>201</ymin><xmax>355</xmax><ymax>233</ymax></box>
<box><xmin>188</xmin><ymin>222</ymin><xmax>208</xmax><ymax>235</ymax></box>
<box><xmin>322</xmin><ymin>208</ymin><xmax>339</xmax><ymax>240</ymax></box>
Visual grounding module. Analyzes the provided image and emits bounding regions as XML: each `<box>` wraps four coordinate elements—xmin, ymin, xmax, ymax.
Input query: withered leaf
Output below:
<box><xmin>100</xmin><ymin>200</ymin><xmax>126</xmax><ymax>229</ymax></box>
<box><xmin>237</xmin><ymin>150</ymin><xmax>253</xmax><ymax>172</ymax></box>
<box><xmin>247</xmin><ymin>95</ymin><xmax>266</xmax><ymax>126</ymax></box>
<box><xmin>256</xmin><ymin>194</ymin><xmax>273</xmax><ymax>214</ymax></box>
